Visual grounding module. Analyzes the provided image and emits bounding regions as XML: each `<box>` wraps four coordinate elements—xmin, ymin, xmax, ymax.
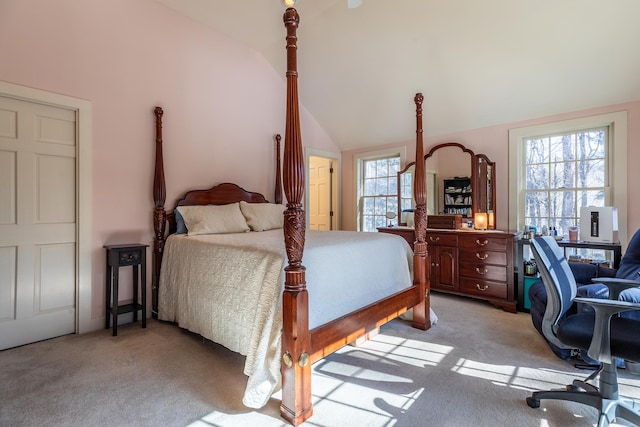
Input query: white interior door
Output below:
<box><xmin>0</xmin><ymin>96</ymin><xmax>77</xmax><ymax>350</ymax></box>
<box><xmin>309</xmin><ymin>156</ymin><xmax>332</xmax><ymax>230</ymax></box>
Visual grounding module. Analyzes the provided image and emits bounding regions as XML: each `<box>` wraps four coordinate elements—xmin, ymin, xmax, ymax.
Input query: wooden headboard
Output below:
<box><xmin>166</xmin><ymin>183</ymin><xmax>271</xmax><ymax>234</ymax></box>
<box><xmin>151</xmin><ymin>106</ymin><xmax>282</xmax><ymax>313</ymax></box>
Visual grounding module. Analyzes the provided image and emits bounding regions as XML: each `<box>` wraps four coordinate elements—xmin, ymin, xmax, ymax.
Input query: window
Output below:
<box><xmin>523</xmin><ymin>127</ymin><xmax>607</xmax><ymax>236</ymax></box>
<box><xmin>354</xmin><ymin>147</ymin><xmax>407</xmax><ymax>232</ymax></box>
<box><xmin>359</xmin><ymin>155</ymin><xmax>400</xmax><ymax>232</ymax></box>
<box><xmin>509</xmin><ymin>111</ymin><xmax>628</xmax><ymax>247</ymax></box>
<box><xmin>399</xmin><ymin>169</ymin><xmax>413</xmax><ymax>214</ymax></box>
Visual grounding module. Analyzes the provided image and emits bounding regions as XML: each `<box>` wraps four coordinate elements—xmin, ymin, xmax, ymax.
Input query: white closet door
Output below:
<box><xmin>0</xmin><ymin>96</ymin><xmax>77</xmax><ymax>350</ymax></box>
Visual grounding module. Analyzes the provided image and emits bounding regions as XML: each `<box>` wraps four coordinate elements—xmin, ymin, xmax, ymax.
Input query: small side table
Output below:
<box><xmin>104</xmin><ymin>244</ymin><xmax>148</xmax><ymax>336</ymax></box>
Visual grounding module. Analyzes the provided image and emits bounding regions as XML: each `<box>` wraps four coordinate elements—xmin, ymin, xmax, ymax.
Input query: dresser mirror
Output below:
<box><xmin>397</xmin><ymin>142</ymin><xmax>496</xmax><ymax>228</ymax></box>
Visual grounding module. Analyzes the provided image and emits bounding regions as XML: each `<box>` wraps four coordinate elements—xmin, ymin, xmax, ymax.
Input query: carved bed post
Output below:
<box><xmin>411</xmin><ymin>93</ymin><xmax>431</xmax><ymax>330</ymax></box>
<box><xmin>152</xmin><ymin>106</ymin><xmax>167</xmax><ymax>318</ymax></box>
<box><xmin>280</xmin><ymin>8</ymin><xmax>312</xmax><ymax>426</ymax></box>
<box><xmin>274</xmin><ymin>134</ymin><xmax>283</xmax><ymax>204</ymax></box>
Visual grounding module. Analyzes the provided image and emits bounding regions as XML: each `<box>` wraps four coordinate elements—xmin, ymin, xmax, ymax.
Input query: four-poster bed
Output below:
<box><xmin>151</xmin><ymin>8</ymin><xmax>431</xmax><ymax>426</ymax></box>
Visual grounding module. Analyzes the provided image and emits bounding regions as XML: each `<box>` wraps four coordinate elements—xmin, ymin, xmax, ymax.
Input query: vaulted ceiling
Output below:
<box><xmin>154</xmin><ymin>0</ymin><xmax>640</xmax><ymax>150</ymax></box>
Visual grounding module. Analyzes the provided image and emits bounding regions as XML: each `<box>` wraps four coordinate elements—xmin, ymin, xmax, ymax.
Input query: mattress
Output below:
<box><xmin>158</xmin><ymin>229</ymin><xmax>415</xmax><ymax>407</ymax></box>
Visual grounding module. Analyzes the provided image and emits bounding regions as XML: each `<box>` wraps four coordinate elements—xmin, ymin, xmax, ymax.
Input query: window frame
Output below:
<box><xmin>509</xmin><ymin>111</ymin><xmax>628</xmax><ymax>246</ymax></box>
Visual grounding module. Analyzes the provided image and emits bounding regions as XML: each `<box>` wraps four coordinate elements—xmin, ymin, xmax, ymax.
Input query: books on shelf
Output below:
<box><xmin>443</xmin><ymin>176</ymin><xmax>472</xmax><ymax>217</ymax></box>
<box><xmin>444</xmin><ymin>194</ymin><xmax>472</xmax><ymax>205</ymax></box>
<box><xmin>444</xmin><ymin>207</ymin><xmax>472</xmax><ymax>216</ymax></box>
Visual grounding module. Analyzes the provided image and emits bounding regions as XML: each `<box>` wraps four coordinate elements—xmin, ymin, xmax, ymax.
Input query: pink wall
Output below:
<box><xmin>0</xmin><ymin>0</ymin><xmax>338</xmax><ymax>322</ymax></box>
<box><xmin>2</xmin><ymin>0</ymin><xmax>638</xmax><ymax>325</ymax></box>
<box><xmin>342</xmin><ymin>101</ymin><xmax>640</xmax><ymax>235</ymax></box>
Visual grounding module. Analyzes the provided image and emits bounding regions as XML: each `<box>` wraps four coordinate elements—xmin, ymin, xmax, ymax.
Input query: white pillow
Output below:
<box><xmin>239</xmin><ymin>201</ymin><xmax>285</xmax><ymax>232</ymax></box>
<box><xmin>177</xmin><ymin>203</ymin><xmax>250</xmax><ymax>235</ymax></box>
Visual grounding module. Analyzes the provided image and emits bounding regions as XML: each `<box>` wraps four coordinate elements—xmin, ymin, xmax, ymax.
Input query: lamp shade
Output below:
<box><xmin>474</xmin><ymin>212</ymin><xmax>488</xmax><ymax>230</ymax></box>
<box><xmin>488</xmin><ymin>211</ymin><xmax>495</xmax><ymax>229</ymax></box>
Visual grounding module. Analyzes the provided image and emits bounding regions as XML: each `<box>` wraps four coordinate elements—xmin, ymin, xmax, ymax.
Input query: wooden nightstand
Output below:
<box><xmin>104</xmin><ymin>244</ymin><xmax>148</xmax><ymax>336</ymax></box>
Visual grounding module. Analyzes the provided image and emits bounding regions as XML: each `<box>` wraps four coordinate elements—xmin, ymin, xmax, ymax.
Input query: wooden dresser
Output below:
<box><xmin>378</xmin><ymin>227</ymin><xmax>516</xmax><ymax>313</ymax></box>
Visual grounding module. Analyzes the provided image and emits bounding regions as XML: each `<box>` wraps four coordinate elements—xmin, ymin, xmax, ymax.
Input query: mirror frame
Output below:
<box><xmin>397</xmin><ymin>142</ymin><xmax>496</xmax><ymax>229</ymax></box>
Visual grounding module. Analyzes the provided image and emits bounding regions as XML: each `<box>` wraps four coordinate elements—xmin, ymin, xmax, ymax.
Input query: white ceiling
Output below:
<box><xmin>154</xmin><ymin>0</ymin><xmax>640</xmax><ymax>151</ymax></box>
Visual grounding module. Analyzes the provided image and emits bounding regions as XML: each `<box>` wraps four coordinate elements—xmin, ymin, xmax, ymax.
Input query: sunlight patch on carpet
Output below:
<box><xmin>451</xmin><ymin>358</ymin><xmax>587</xmax><ymax>391</ymax></box>
<box><xmin>361</xmin><ymin>333</ymin><xmax>453</xmax><ymax>367</ymax></box>
<box><xmin>188</xmin><ymin>410</ymin><xmax>287</xmax><ymax>427</ymax></box>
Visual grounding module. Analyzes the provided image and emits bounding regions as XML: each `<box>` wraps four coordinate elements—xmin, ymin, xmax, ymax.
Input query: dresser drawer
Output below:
<box><xmin>459</xmin><ymin>234</ymin><xmax>507</xmax><ymax>251</ymax></box>
<box><xmin>117</xmin><ymin>250</ymin><xmax>143</xmax><ymax>266</ymax></box>
<box><xmin>426</xmin><ymin>233</ymin><xmax>458</xmax><ymax>246</ymax></box>
<box><xmin>459</xmin><ymin>249</ymin><xmax>507</xmax><ymax>266</ymax></box>
<box><xmin>459</xmin><ymin>278</ymin><xmax>508</xmax><ymax>299</ymax></box>
<box><xmin>459</xmin><ymin>263</ymin><xmax>507</xmax><ymax>282</ymax></box>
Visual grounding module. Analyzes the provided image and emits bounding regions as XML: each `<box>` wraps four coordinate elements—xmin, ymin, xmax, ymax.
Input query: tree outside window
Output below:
<box><xmin>524</xmin><ymin>127</ymin><xmax>607</xmax><ymax>237</ymax></box>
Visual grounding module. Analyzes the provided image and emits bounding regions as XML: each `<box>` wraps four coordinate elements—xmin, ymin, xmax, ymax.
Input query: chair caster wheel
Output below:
<box><xmin>526</xmin><ymin>397</ymin><xmax>540</xmax><ymax>408</ymax></box>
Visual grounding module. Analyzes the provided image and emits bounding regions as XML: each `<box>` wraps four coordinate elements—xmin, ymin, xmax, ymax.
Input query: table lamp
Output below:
<box><xmin>474</xmin><ymin>212</ymin><xmax>488</xmax><ymax>230</ymax></box>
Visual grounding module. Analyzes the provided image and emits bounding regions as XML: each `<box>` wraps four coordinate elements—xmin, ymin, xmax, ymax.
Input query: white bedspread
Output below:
<box><xmin>158</xmin><ymin>229</ymin><xmax>428</xmax><ymax>408</ymax></box>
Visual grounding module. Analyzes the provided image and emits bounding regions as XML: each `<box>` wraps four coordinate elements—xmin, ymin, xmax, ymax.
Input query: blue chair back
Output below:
<box><xmin>530</xmin><ymin>236</ymin><xmax>577</xmax><ymax>350</ymax></box>
<box><xmin>616</xmin><ymin>228</ymin><xmax>640</xmax><ymax>280</ymax></box>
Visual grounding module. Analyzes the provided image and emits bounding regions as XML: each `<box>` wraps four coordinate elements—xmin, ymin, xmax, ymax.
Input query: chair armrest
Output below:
<box><xmin>592</xmin><ymin>277</ymin><xmax>640</xmax><ymax>299</ymax></box>
<box><xmin>573</xmin><ymin>297</ymin><xmax>640</xmax><ymax>364</ymax></box>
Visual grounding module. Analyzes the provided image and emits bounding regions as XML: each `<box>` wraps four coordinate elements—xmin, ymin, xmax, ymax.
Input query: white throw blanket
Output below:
<box><xmin>158</xmin><ymin>229</ymin><xmax>436</xmax><ymax>408</ymax></box>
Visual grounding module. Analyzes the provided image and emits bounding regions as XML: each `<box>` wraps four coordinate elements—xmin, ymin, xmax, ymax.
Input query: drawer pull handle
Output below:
<box><xmin>476</xmin><ymin>284</ymin><xmax>489</xmax><ymax>291</ymax></box>
<box><xmin>476</xmin><ymin>239</ymin><xmax>489</xmax><ymax>246</ymax></box>
<box><xmin>475</xmin><ymin>252</ymin><xmax>488</xmax><ymax>260</ymax></box>
<box><xmin>429</xmin><ymin>236</ymin><xmax>440</xmax><ymax>242</ymax></box>
<box><xmin>476</xmin><ymin>267</ymin><xmax>488</xmax><ymax>275</ymax></box>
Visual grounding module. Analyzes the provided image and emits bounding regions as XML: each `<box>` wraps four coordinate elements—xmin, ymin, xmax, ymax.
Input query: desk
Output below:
<box><xmin>515</xmin><ymin>238</ymin><xmax>622</xmax><ymax>311</ymax></box>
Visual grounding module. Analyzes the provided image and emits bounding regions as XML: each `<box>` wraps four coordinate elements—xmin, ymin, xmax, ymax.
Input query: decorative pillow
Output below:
<box><xmin>239</xmin><ymin>201</ymin><xmax>285</xmax><ymax>232</ymax></box>
<box><xmin>174</xmin><ymin>209</ymin><xmax>187</xmax><ymax>234</ymax></box>
<box><xmin>177</xmin><ymin>203</ymin><xmax>250</xmax><ymax>235</ymax></box>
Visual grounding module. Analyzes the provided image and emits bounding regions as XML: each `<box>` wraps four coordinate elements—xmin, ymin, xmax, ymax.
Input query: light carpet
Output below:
<box><xmin>1</xmin><ymin>293</ymin><xmax>639</xmax><ymax>427</ymax></box>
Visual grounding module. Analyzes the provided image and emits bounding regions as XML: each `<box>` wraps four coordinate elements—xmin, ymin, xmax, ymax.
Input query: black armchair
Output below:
<box><xmin>526</xmin><ymin>236</ymin><xmax>640</xmax><ymax>426</ymax></box>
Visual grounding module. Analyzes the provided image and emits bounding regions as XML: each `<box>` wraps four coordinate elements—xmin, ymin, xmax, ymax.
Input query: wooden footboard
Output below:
<box><xmin>279</xmin><ymin>8</ymin><xmax>429</xmax><ymax>425</ymax></box>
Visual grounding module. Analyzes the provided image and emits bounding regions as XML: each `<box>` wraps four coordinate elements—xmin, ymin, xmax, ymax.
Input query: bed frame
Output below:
<box><xmin>151</xmin><ymin>8</ymin><xmax>430</xmax><ymax>426</ymax></box>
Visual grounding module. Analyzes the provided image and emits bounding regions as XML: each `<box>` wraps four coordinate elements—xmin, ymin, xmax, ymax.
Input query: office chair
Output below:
<box><xmin>529</xmin><ymin>228</ymin><xmax>640</xmax><ymax>364</ymax></box>
<box><xmin>526</xmin><ymin>236</ymin><xmax>640</xmax><ymax>426</ymax></box>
